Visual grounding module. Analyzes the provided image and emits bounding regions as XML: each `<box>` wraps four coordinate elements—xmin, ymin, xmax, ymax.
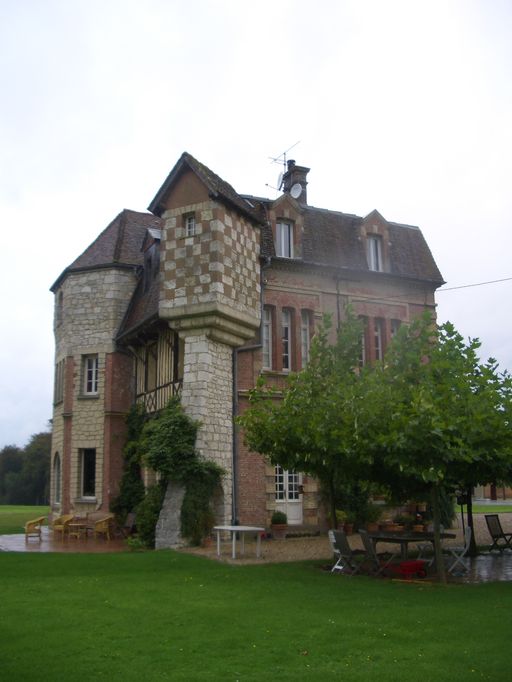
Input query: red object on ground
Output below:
<box><xmin>393</xmin><ymin>560</ymin><xmax>427</xmax><ymax>579</ymax></box>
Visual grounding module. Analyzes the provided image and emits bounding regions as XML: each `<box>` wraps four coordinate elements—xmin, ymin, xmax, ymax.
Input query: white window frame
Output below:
<box><xmin>262</xmin><ymin>307</ymin><xmax>273</xmax><ymax>370</ymax></box>
<box><xmin>359</xmin><ymin>317</ymin><xmax>367</xmax><ymax>367</ymax></box>
<box><xmin>300</xmin><ymin>310</ymin><xmax>311</xmax><ymax>367</ymax></box>
<box><xmin>80</xmin><ymin>448</ymin><xmax>96</xmax><ymax>499</ymax></box>
<box><xmin>367</xmin><ymin>235</ymin><xmax>382</xmax><ymax>272</ymax></box>
<box><xmin>276</xmin><ymin>221</ymin><xmax>293</xmax><ymax>258</ymax></box>
<box><xmin>84</xmin><ymin>355</ymin><xmax>99</xmax><ymax>395</ymax></box>
<box><xmin>282</xmin><ymin>309</ymin><xmax>291</xmax><ymax>371</ymax></box>
<box><xmin>390</xmin><ymin>319</ymin><xmax>401</xmax><ymax>337</ymax></box>
<box><xmin>185</xmin><ymin>214</ymin><xmax>196</xmax><ymax>237</ymax></box>
<box><xmin>374</xmin><ymin>319</ymin><xmax>384</xmax><ymax>361</ymax></box>
<box><xmin>54</xmin><ymin>359</ymin><xmax>65</xmax><ymax>403</ymax></box>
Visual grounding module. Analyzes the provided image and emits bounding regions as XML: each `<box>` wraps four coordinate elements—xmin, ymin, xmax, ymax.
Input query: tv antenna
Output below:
<box><xmin>267</xmin><ymin>141</ymin><xmax>301</xmax><ymax>191</ymax></box>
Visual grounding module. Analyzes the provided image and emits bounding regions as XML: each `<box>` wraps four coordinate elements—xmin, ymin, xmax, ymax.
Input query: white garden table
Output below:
<box><xmin>213</xmin><ymin>525</ymin><xmax>265</xmax><ymax>559</ymax></box>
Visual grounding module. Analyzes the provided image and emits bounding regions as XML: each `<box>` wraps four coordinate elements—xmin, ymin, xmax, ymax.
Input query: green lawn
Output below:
<box><xmin>469</xmin><ymin>505</ymin><xmax>512</xmax><ymax>514</ymax></box>
<box><xmin>0</xmin><ymin>505</ymin><xmax>49</xmax><ymax>534</ymax></box>
<box><xmin>0</xmin><ymin>551</ymin><xmax>510</xmax><ymax>681</ymax></box>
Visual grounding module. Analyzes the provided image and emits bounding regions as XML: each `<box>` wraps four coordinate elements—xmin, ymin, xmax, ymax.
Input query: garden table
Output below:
<box><xmin>67</xmin><ymin>520</ymin><xmax>88</xmax><ymax>540</ymax></box>
<box><xmin>369</xmin><ymin>531</ymin><xmax>456</xmax><ymax>560</ymax></box>
<box><xmin>213</xmin><ymin>525</ymin><xmax>265</xmax><ymax>559</ymax></box>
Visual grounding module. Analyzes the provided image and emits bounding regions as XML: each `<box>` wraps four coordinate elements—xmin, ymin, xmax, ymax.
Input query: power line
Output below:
<box><xmin>437</xmin><ymin>276</ymin><xmax>512</xmax><ymax>293</ymax></box>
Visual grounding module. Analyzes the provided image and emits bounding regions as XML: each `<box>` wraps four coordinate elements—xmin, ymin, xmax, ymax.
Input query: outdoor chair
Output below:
<box><xmin>50</xmin><ymin>514</ymin><xmax>74</xmax><ymax>539</ymax></box>
<box><xmin>121</xmin><ymin>512</ymin><xmax>137</xmax><ymax>538</ymax></box>
<box><xmin>416</xmin><ymin>524</ymin><xmax>444</xmax><ymax>566</ymax></box>
<box><xmin>358</xmin><ymin>529</ymin><xmax>399</xmax><ymax>576</ymax></box>
<box><xmin>443</xmin><ymin>525</ymin><xmax>472</xmax><ymax>575</ymax></box>
<box><xmin>328</xmin><ymin>529</ymin><xmax>362</xmax><ymax>575</ymax></box>
<box><xmin>484</xmin><ymin>514</ymin><xmax>512</xmax><ymax>553</ymax></box>
<box><xmin>24</xmin><ymin>516</ymin><xmax>46</xmax><ymax>541</ymax></box>
<box><xmin>94</xmin><ymin>516</ymin><xmax>113</xmax><ymax>541</ymax></box>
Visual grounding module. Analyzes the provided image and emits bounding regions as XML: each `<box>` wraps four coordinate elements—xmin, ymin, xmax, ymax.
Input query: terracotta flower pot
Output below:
<box><xmin>271</xmin><ymin>524</ymin><xmax>287</xmax><ymax>540</ymax></box>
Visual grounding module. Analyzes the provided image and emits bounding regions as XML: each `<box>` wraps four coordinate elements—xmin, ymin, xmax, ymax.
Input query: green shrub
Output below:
<box><xmin>271</xmin><ymin>510</ymin><xmax>287</xmax><ymax>525</ymax></box>
<box><xmin>135</xmin><ymin>484</ymin><xmax>165</xmax><ymax>548</ymax></box>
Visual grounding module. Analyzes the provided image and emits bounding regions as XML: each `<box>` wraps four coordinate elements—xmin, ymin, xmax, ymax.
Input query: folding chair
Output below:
<box><xmin>443</xmin><ymin>525</ymin><xmax>472</xmax><ymax>575</ymax></box>
<box><xmin>328</xmin><ymin>530</ymin><xmax>362</xmax><ymax>575</ymax></box>
<box><xmin>485</xmin><ymin>514</ymin><xmax>512</xmax><ymax>553</ymax></box>
<box><xmin>359</xmin><ymin>529</ymin><xmax>399</xmax><ymax>576</ymax></box>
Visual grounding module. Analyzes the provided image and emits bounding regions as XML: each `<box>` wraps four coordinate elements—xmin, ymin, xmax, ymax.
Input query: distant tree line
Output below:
<box><xmin>0</xmin><ymin>432</ymin><xmax>51</xmax><ymax>505</ymax></box>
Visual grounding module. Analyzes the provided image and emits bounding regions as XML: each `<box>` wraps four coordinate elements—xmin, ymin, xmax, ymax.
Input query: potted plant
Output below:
<box><xmin>364</xmin><ymin>504</ymin><xmax>382</xmax><ymax>533</ymax></box>
<box><xmin>270</xmin><ymin>511</ymin><xmax>288</xmax><ymax>539</ymax></box>
<box><xmin>344</xmin><ymin>511</ymin><xmax>356</xmax><ymax>536</ymax></box>
<box><xmin>335</xmin><ymin>509</ymin><xmax>347</xmax><ymax>529</ymax></box>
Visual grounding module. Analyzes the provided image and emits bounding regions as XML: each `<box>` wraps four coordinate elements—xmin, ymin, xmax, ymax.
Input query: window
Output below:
<box><xmin>391</xmin><ymin>319</ymin><xmax>401</xmax><ymax>337</ymax></box>
<box><xmin>374</xmin><ymin>318</ymin><xmax>384</xmax><ymax>361</ymax></box>
<box><xmin>185</xmin><ymin>213</ymin><xmax>196</xmax><ymax>237</ymax></box>
<box><xmin>300</xmin><ymin>310</ymin><xmax>311</xmax><ymax>367</ymax></box>
<box><xmin>275</xmin><ymin>465</ymin><xmax>300</xmax><ymax>501</ymax></box>
<box><xmin>80</xmin><ymin>448</ymin><xmax>96</xmax><ymax>498</ymax></box>
<box><xmin>275</xmin><ymin>465</ymin><xmax>285</xmax><ymax>501</ymax></box>
<box><xmin>276</xmin><ymin>221</ymin><xmax>293</xmax><ymax>258</ymax></box>
<box><xmin>262</xmin><ymin>307</ymin><xmax>273</xmax><ymax>370</ymax></box>
<box><xmin>367</xmin><ymin>235</ymin><xmax>382</xmax><ymax>272</ymax></box>
<box><xmin>359</xmin><ymin>316</ymin><xmax>367</xmax><ymax>367</ymax></box>
<box><xmin>83</xmin><ymin>355</ymin><xmax>99</xmax><ymax>395</ymax></box>
<box><xmin>53</xmin><ymin>453</ymin><xmax>61</xmax><ymax>504</ymax></box>
<box><xmin>54</xmin><ymin>359</ymin><xmax>65</xmax><ymax>403</ymax></box>
<box><xmin>56</xmin><ymin>291</ymin><xmax>63</xmax><ymax>326</ymax></box>
<box><xmin>282</xmin><ymin>309</ymin><xmax>292</xmax><ymax>371</ymax></box>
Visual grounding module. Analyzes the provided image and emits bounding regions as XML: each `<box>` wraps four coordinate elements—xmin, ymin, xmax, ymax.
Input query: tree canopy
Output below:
<box><xmin>239</xmin><ymin>309</ymin><xmax>512</xmax><ymax>579</ymax></box>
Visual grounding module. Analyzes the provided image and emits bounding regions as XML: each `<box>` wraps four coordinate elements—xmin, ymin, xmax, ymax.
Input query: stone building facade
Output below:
<box><xmin>49</xmin><ymin>153</ymin><xmax>444</xmax><ymax>540</ymax></box>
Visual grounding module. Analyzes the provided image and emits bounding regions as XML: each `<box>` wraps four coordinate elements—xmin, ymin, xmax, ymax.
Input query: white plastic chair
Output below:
<box><xmin>444</xmin><ymin>525</ymin><xmax>472</xmax><ymax>574</ymax></box>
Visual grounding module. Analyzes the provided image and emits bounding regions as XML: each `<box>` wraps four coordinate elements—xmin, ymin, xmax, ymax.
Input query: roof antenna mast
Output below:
<box><xmin>267</xmin><ymin>141</ymin><xmax>301</xmax><ymax>192</ymax></box>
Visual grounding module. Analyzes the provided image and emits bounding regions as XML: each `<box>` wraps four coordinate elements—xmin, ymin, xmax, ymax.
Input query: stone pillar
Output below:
<box><xmin>180</xmin><ymin>334</ymin><xmax>234</xmax><ymax>524</ymax></box>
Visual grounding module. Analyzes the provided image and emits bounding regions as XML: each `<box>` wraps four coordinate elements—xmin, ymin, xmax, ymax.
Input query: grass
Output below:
<box><xmin>0</xmin><ymin>551</ymin><xmax>511</xmax><ymax>681</ymax></box>
<box><xmin>469</xmin><ymin>505</ymin><xmax>512</xmax><ymax>514</ymax></box>
<box><xmin>0</xmin><ymin>505</ymin><xmax>49</xmax><ymax>534</ymax></box>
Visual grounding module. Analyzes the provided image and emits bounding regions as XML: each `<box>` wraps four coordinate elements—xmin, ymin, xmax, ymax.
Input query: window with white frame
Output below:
<box><xmin>300</xmin><ymin>310</ymin><xmax>311</xmax><ymax>367</ymax></box>
<box><xmin>275</xmin><ymin>465</ymin><xmax>300</xmax><ymax>501</ymax></box>
<box><xmin>276</xmin><ymin>221</ymin><xmax>293</xmax><ymax>258</ymax></box>
<box><xmin>262</xmin><ymin>307</ymin><xmax>273</xmax><ymax>370</ymax></box>
<box><xmin>54</xmin><ymin>359</ymin><xmax>65</xmax><ymax>403</ymax></box>
<box><xmin>367</xmin><ymin>235</ymin><xmax>382</xmax><ymax>272</ymax></box>
<box><xmin>282</xmin><ymin>309</ymin><xmax>291</xmax><ymax>371</ymax></box>
<box><xmin>80</xmin><ymin>448</ymin><xmax>96</xmax><ymax>498</ymax></box>
<box><xmin>374</xmin><ymin>318</ymin><xmax>384</xmax><ymax>361</ymax></box>
<box><xmin>275</xmin><ymin>465</ymin><xmax>285</xmax><ymax>501</ymax></box>
<box><xmin>390</xmin><ymin>319</ymin><xmax>401</xmax><ymax>337</ymax></box>
<box><xmin>185</xmin><ymin>213</ymin><xmax>196</xmax><ymax>237</ymax></box>
<box><xmin>359</xmin><ymin>317</ymin><xmax>367</xmax><ymax>367</ymax></box>
<box><xmin>83</xmin><ymin>355</ymin><xmax>99</xmax><ymax>395</ymax></box>
<box><xmin>54</xmin><ymin>452</ymin><xmax>61</xmax><ymax>504</ymax></box>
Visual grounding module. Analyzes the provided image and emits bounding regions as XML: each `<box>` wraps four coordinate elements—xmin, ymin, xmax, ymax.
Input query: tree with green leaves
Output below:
<box><xmin>239</xmin><ymin>310</ymin><xmax>367</xmax><ymax>528</ymax></box>
<box><xmin>362</xmin><ymin>314</ymin><xmax>512</xmax><ymax>580</ymax></box>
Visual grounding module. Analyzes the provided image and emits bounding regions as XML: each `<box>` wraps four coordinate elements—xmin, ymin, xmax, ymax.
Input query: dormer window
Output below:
<box><xmin>367</xmin><ymin>235</ymin><xmax>382</xmax><ymax>272</ymax></box>
<box><xmin>185</xmin><ymin>213</ymin><xmax>196</xmax><ymax>237</ymax></box>
<box><xmin>276</xmin><ymin>221</ymin><xmax>293</xmax><ymax>258</ymax></box>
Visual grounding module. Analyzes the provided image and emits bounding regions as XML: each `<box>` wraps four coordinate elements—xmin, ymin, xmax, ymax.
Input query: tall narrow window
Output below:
<box><xmin>275</xmin><ymin>465</ymin><xmax>285</xmax><ymax>501</ymax></box>
<box><xmin>54</xmin><ymin>359</ymin><xmax>65</xmax><ymax>403</ymax></box>
<box><xmin>276</xmin><ymin>221</ymin><xmax>293</xmax><ymax>258</ymax></box>
<box><xmin>374</xmin><ymin>318</ymin><xmax>384</xmax><ymax>361</ymax></box>
<box><xmin>282</xmin><ymin>309</ymin><xmax>291</xmax><ymax>371</ymax></box>
<box><xmin>300</xmin><ymin>310</ymin><xmax>311</xmax><ymax>367</ymax></box>
<box><xmin>367</xmin><ymin>235</ymin><xmax>382</xmax><ymax>271</ymax></box>
<box><xmin>53</xmin><ymin>453</ymin><xmax>61</xmax><ymax>504</ymax></box>
<box><xmin>359</xmin><ymin>316</ymin><xmax>367</xmax><ymax>367</ymax></box>
<box><xmin>185</xmin><ymin>213</ymin><xmax>196</xmax><ymax>237</ymax></box>
<box><xmin>391</xmin><ymin>319</ymin><xmax>401</xmax><ymax>337</ymax></box>
<box><xmin>80</xmin><ymin>448</ymin><xmax>96</xmax><ymax>498</ymax></box>
<box><xmin>262</xmin><ymin>307</ymin><xmax>273</xmax><ymax>370</ymax></box>
<box><xmin>83</xmin><ymin>355</ymin><xmax>99</xmax><ymax>395</ymax></box>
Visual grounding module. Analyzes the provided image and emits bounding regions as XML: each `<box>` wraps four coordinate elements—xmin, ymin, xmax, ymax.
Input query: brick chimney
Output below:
<box><xmin>282</xmin><ymin>159</ymin><xmax>310</xmax><ymax>205</ymax></box>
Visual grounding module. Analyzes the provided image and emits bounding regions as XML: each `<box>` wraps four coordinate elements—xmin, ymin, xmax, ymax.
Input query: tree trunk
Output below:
<box><xmin>432</xmin><ymin>484</ymin><xmax>447</xmax><ymax>583</ymax></box>
<box><xmin>329</xmin><ymin>477</ymin><xmax>337</xmax><ymax>529</ymax></box>
<box><xmin>466</xmin><ymin>486</ymin><xmax>478</xmax><ymax>557</ymax></box>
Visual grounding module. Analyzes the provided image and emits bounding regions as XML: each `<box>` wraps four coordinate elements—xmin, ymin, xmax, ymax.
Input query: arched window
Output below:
<box><xmin>54</xmin><ymin>453</ymin><xmax>61</xmax><ymax>504</ymax></box>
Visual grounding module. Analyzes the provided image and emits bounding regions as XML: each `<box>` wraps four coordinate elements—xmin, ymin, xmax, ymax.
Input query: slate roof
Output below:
<box><xmin>148</xmin><ymin>152</ymin><xmax>265</xmax><ymax>225</ymax></box>
<box><xmin>249</xmin><ymin>201</ymin><xmax>444</xmax><ymax>284</ymax></box>
<box><xmin>116</xmin><ymin>272</ymin><xmax>160</xmax><ymax>341</ymax></box>
<box><xmin>50</xmin><ymin>209</ymin><xmax>162</xmax><ymax>291</ymax></box>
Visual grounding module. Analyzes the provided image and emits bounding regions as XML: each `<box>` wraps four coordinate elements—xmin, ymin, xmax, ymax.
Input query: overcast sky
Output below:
<box><xmin>1</xmin><ymin>0</ymin><xmax>511</xmax><ymax>447</ymax></box>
